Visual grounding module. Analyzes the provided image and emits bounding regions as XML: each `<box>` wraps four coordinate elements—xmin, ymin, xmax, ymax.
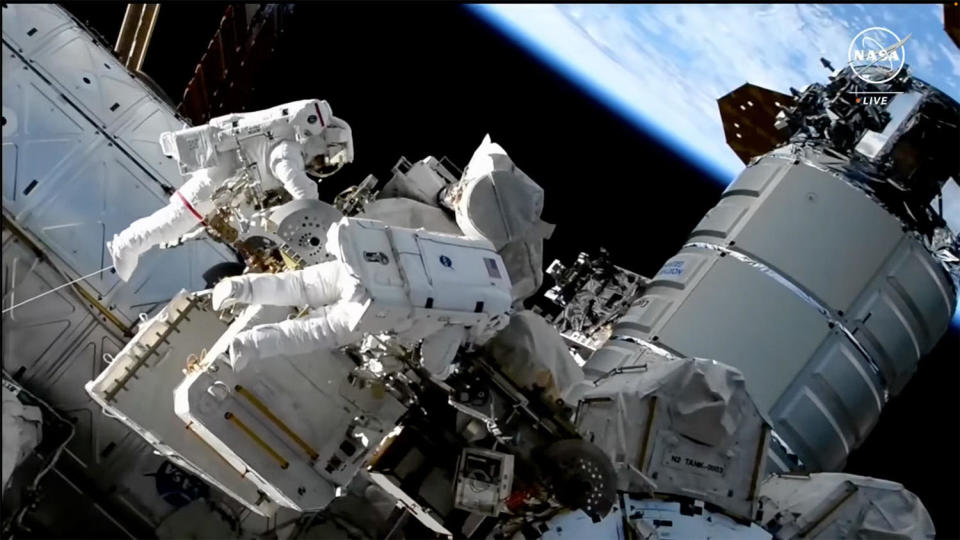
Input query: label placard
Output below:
<box><xmin>665</xmin><ymin>453</ymin><xmax>726</xmax><ymax>476</ymax></box>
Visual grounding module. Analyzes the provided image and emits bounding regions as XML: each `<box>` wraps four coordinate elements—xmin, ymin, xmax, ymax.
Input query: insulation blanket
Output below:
<box><xmin>1</xmin><ymin>386</ymin><xmax>42</xmax><ymax>496</ymax></box>
<box><xmin>482</xmin><ymin>310</ymin><xmax>585</xmax><ymax>406</ymax></box>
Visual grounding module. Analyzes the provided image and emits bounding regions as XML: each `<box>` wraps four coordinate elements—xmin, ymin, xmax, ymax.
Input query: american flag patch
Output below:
<box><xmin>484</xmin><ymin>257</ymin><xmax>502</xmax><ymax>279</ymax></box>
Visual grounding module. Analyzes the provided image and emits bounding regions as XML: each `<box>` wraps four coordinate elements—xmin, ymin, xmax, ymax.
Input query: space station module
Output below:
<box><xmin>217</xmin><ymin>216</ymin><xmax>514</xmax><ymax>376</ymax></box>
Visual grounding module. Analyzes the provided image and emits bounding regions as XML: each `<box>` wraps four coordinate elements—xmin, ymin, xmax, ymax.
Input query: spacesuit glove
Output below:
<box><xmin>159</xmin><ymin>227</ymin><xmax>208</xmax><ymax>249</ymax></box>
<box><xmin>227</xmin><ymin>339</ymin><xmax>254</xmax><ymax>372</ymax></box>
<box><xmin>468</xmin><ymin>313</ymin><xmax>512</xmax><ymax>345</ymax></box>
<box><xmin>212</xmin><ymin>278</ymin><xmax>250</xmax><ymax>311</ymax></box>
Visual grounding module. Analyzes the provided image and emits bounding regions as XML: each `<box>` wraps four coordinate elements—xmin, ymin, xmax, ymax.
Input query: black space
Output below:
<box><xmin>64</xmin><ymin>3</ymin><xmax>960</xmax><ymax>538</ymax></box>
<box><xmin>258</xmin><ymin>2</ymin><xmax>728</xmax><ymax>277</ymax></box>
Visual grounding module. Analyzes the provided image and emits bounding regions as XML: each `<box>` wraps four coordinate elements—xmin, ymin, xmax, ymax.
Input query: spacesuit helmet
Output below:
<box><xmin>304</xmin><ymin>117</ymin><xmax>354</xmax><ymax>180</ymax></box>
<box><xmin>444</xmin><ymin>135</ymin><xmax>549</xmax><ymax>249</ymax></box>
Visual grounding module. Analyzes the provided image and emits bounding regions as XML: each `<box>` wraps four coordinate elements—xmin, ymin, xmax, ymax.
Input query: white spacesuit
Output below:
<box><xmin>108</xmin><ymin>99</ymin><xmax>353</xmax><ymax>282</ymax></box>
<box><xmin>212</xmin><ymin>216</ymin><xmax>513</xmax><ymax>374</ymax></box>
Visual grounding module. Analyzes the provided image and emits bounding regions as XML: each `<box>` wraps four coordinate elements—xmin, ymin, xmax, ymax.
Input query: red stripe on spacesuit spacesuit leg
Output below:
<box><xmin>176</xmin><ymin>191</ymin><xmax>207</xmax><ymax>224</ymax></box>
<box><xmin>314</xmin><ymin>102</ymin><xmax>325</xmax><ymax>127</ymax></box>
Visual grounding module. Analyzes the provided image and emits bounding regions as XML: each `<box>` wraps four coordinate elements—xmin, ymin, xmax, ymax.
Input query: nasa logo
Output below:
<box><xmin>847</xmin><ymin>26</ymin><xmax>908</xmax><ymax>85</ymax></box>
<box><xmin>439</xmin><ymin>255</ymin><xmax>453</xmax><ymax>268</ymax></box>
<box><xmin>658</xmin><ymin>260</ymin><xmax>685</xmax><ymax>277</ymax></box>
<box><xmin>151</xmin><ymin>460</ymin><xmax>209</xmax><ymax>508</ymax></box>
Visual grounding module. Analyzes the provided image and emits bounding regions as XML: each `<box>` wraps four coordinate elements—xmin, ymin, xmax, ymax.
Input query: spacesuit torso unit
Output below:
<box><xmin>330</xmin><ymin>216</ymin><xmax>514</xmax><ymax>336</ymax></box>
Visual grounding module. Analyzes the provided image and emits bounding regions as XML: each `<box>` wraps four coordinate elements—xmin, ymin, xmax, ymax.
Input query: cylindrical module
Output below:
<box><xmin>584</xmin><ymin>151</ymin><xmax>957</xmax><ymax>473</ymax></box>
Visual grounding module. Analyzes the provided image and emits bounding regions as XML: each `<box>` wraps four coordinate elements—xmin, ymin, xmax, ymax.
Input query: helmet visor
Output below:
<box><xmin>305</xmin><ymin>154</ymin><xmax>344</xmax><ymax>180</ymax></box>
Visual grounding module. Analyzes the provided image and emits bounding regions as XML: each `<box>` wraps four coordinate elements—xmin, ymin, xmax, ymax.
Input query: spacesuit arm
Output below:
<box><xmin>215</xmin><ymin>261</ymin><xmax>346</xmax><ymax>308</ymax></box>
<box><xmin>228</xmin><ymin>301</ymin><xmax>365</xmax><ymax>370</ymax></box>
<box><xmin>269</xmin><ymin>140</ymin><xmax>319</xmax><ymax>200</ymax></box>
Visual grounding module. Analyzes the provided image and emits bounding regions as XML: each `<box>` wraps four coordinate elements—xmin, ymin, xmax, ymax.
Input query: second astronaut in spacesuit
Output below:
<box><xmin>211</xmin><ymin>212</ymin><xmax>514</xmax><ymax>376</ymax></box>
<box><xmin>206</xmin><ymin>135</ymin><xmax>552</xmax><ymax>376</ymax></box>
<box><xmin>108</xmin><ymin>99</ymin><xmax>353</xmax><ymax>282</ymax></box>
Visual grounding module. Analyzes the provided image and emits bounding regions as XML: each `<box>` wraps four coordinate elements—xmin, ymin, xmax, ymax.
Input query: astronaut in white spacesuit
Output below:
<box><xmin>211</xmin><ymin>214</ymin><xmax>514</xmax><ymax>375</ymax></box>
<box><xmin>108</xmin><ymin>99</ymin><xmax>353</xmax><ymax>282</ymax></box>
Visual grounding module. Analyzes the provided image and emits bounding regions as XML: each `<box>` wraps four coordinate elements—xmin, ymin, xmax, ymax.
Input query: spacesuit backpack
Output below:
<box><xmin>331</xmin><ymin>218</ymin><xmax>514</xmax><ymax>336</ymax></box>
<box><xmin>158</xmin><ymin>99</ymin><xmax>335</xmax><ymax>176</ymax></box>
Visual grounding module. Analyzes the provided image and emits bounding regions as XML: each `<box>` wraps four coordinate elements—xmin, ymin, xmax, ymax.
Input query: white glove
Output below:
<box><xmin>212</xmin><ymin>279</ymin><xmax>244</xmax><ymax>311</ymax></box>
<box><xmin>420</xmin><ymin>326</ymin><xmax>467</xmax><ymax>380</ymax></box>
<box><xmin>159</xmin><ymin>226</ymin><xmax>208</xmax><ymax>249</ymax></box>
<box><xmin>467</xmin><ymin>313</ymin><xmax>511</xmax><ymax>345</ymax></box>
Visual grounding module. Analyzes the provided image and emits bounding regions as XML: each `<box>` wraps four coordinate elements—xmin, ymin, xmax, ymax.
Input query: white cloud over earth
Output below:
<box><xmin>472</xmin><ymin>4</ymin><xmax>960</xmax><ymax>182</ymax></box>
